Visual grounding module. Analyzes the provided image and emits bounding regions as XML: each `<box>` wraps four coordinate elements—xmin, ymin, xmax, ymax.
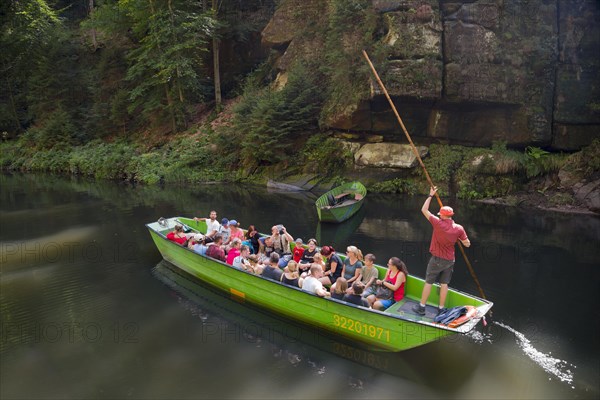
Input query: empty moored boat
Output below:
<box><xmin>316</xmin><ymin>181</ymin><xmax>367</xmax><ymax>223</ymax></box>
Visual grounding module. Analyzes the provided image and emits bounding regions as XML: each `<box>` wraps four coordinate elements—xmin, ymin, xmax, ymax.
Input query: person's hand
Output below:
<box><xmin>376</xmin><ymin>279</ymin><xmax>382</xmax><ymax>285</ymax></box>
<box><xmin>429</xmin><ymin>186</ymin><xmax>438</xmax><ymax>197</ymax></box>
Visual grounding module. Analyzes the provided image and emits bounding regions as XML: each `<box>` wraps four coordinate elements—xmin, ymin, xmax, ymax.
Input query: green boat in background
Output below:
<box><xmin>316</xmin><ymin>181</ymin><xmax>367</xmax><ymax>223</ymax></box>
<box><xmin>147</xmin><ymin>216</ymin><xmax>493</xmax><ymax>352</ymax></box>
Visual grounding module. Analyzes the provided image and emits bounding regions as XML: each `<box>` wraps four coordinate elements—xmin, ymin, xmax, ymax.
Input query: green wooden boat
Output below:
<box><xmin>147</xmin><ymin>217</ymin><xmax>492</xmax><ymax>351</ymax></box>
<box><xmin>316</xmin><ymin>181</ymin><xmax>367</xmax><ymax>223</ymax></box>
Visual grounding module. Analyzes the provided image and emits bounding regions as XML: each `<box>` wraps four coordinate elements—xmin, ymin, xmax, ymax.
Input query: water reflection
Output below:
<box><xmin>152</xmin><ymin>260</ymin><xmax>481</xmax><ymax>394</ymax></box>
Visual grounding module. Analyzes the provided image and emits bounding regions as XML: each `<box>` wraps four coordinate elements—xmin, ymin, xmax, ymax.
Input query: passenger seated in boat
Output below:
<box><xmin>319</xmin><ymin>246</ymin><xmax>342</xmax><ymax>287</ymax></box>
<box><xmin>261</xmin><ymin>252</ymin><xmax>283</xmax><ymax>281</ymax></box>
<box><xmin>292</xmin><ymin>238</ymin><xmax>305</xmax><ymax>263</ymax></box>
<box><xmin>358</xmin><ymin>253</ymin><xmax>378</xmax><ymax>297</ymax></box>
<box><xmin>226</xmin><ymin>238</ymin><xmax>242</xmax><ymax>265</ymax></box>
<box><xmin>302</xmin><ymin>264</ymin><xmax>330</xmax><ymax>297</ymax></box>
<box><xmin>232</xmin><ymin>245</ymin><xmax>251</xmax><ymax>271</ymax></box>
<box><xmin>298</xmin><ymin>238</ymin><xmax>318</xmax><ymax>274</ymax></box>
<box><xmin>190</xmin><ymin>234</ymin><xmax>209</xmax><ymax>256</ymax></box>
<box><xmin>270</xmin><ymin>225</ymin><xmax>294</xmax><ymax>266</ymax></box>
<box><xmin>301</xmin><ymin>251</ymin><xmax>324</xmax><ymax>278</ymax></box>
<box><xmin>194</xmin><ymin>210</ymin><xmax>220</xmax><ymax>240</ymax></box>
<box><xmin>218</xmin><ymin>218</ymin><xmax>232</xmax><ymax>247</ymax></box>
<box><xmin>245</xmin><ymin>254</ymin><xmax>264</xmax><ymax>275</ymax></box>
<box><xmin>228</xmin><ymin>220</ymin><xmax>244</xmax><ymax>242</ymax></box>
<box><xmin>367</xmin><ymin>257</ymin><xmax>407</xmax><ymax>311</ymax></box>
<box><xmin>187</xmin><ymin>233</ymin><xmax>202</xmax><ymax>249</ymax></box>
<box><xmin>166</xmin><ymin>224</ymin><xmax>188</xmax><ymax>245</ymax></box>
<box><xmin>258</xmin><ymin>236</ymin><xmax>274</xmax><ymax>262</ymax></box>
<box><xmin>205</xmin><ymin>234</ymin><xmax>226</xmax><ymax>262</ymax></box>
<box><xmin>280</xmin><ymin>260</ymin><xmax>302</xmax><ymax>288</ymax></box>
<box><xmin>343</xmin><ymin>282</ymin><xmax>370</xmax><ymax>307</ymax></box>
<box><xmin>331</xmin><ymin>277</ymin><xmax>347</xmax><ymax>300</ymax></box>
<box><xmin>333</xmin><ymin>245</ymin><xmax>363</xmax><ymax>292</ymax></box>
<box><xmin>244</xmin><ymin>225</ymin><xmax>260</xmax><ymax>254</ymax></box>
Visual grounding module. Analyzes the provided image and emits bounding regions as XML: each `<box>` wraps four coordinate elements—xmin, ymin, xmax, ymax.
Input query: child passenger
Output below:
<box><xmin>359</xmin><ymin>253</ymin><xmax>379</xmax><ymax>298</ymax></box>
<box><xmin>343</xmin><ymin>282</ymin><xmax>370</xmax><ymax>307</ymax></box>
<box><xmin>292</xmin><ymin>238</ymin><xmax>305</xmax><ymax>263</ymax></box>
<box><xmin>330</xmin><ymin>277</ymin><xmax>347</xmax><ymax>300</ymax></box>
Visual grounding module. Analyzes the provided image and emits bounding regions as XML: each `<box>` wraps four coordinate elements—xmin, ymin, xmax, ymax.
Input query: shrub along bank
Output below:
<box><xmin>2</xmin><ymin>133</ymin><xmax>598</xmax><ymax>208</ymax></box>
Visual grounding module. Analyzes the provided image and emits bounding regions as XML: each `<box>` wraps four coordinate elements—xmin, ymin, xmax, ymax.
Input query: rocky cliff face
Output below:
<box><xmin>262</xmin><ymin>0</ymin><xmax>600</xmax><ymax>150</ymax></box>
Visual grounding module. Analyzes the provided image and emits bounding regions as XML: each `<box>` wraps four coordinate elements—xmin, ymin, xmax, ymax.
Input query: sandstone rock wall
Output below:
<box><xmin>262</xmin><ymin>0</ymin><xmax>600</xmax><ymax>150</ymax></box>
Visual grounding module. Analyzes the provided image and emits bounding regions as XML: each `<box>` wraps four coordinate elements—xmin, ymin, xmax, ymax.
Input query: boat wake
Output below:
<box><xmin>494</xmin><ymin>321</ymin><xmax>575</xmax><ymax>387</ymax></box>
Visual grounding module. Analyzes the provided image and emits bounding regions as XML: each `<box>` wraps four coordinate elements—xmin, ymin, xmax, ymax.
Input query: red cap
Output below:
<box><xmin>438</xmin><ymin>206</ymin><xmax>454</xmax><ymax>217</ymax></box>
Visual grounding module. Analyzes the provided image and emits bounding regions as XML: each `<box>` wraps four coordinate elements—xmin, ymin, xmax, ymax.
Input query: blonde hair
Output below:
<box><xmin>287</xmin><ymin>261</ymin><xmax>299</xmax><ymax>278</ymax></box>
<box><xmin>346</xmin><ymin>245</ymin><xmax>363</xmax><ymax>261</ymax></box>
<box><xmin>287</xmin><ymin>260</ymin><xmax>297</xmax><ymax>271</ymax></box>
<box><xmin>334</xmin><ymin>277</ymin><xmax>348</xmax><ymax>294</ymax></box>
<box><xmin>313</xmin><ymin>252</ymin><xmax>324</xmax><ymax>265</ymax></box>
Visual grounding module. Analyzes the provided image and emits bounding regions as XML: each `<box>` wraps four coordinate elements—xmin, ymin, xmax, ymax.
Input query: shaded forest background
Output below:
<box><xmin>1</xmin><ymin>0</ymin><xmax>599</xmax><ymax>211</ymax></box>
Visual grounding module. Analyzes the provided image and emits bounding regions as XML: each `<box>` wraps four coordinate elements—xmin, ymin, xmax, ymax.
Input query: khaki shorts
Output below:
<box><xmin>425</xmin><ymin>256</ymin><xmax>455</xmax><ymax>284</ymax></box>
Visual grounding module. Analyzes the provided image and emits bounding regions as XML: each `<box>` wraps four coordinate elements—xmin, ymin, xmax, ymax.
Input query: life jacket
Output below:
<box><xmin>434</xmin><ymin>306</ymin><xmax>467</xmax><ymax>325</ymax></box>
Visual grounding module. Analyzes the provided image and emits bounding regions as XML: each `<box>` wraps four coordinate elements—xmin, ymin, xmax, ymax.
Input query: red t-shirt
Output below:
<box><xmin>167</xmin><ymin>232</ymin><xmax>187</xmax><ymax>245</ymax></box>
<box><xmin>428</xmin><ymin>215</ymin><xmax>468</xmax><ymax>261</ymax></box>
<box><xmin>226</xmin><ymin>248</ymin><xmax>240</xmax><ymax>265</ymax></box>
<box><xmin>293</xmin><ymin>246</ymin><xmax>305</xmax><ymax>263</ymax></box>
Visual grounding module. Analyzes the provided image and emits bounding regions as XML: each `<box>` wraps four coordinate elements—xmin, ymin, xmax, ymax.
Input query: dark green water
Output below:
<box><xmin>1</xmin><ymin>173</ymin><xmax>598</xmax><ymax>399</ymax></box>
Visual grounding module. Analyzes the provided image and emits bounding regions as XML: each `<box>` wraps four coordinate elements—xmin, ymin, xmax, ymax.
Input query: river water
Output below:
<box><xmin>1</xmin><ymin>173</ymin><xmax>598</xmax><ymax>399</ymax></box>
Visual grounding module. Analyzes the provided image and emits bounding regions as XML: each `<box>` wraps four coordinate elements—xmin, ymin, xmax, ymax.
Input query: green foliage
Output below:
<box><xmin>549</xmin><ymin>192</ymin><xmax>574</xmax><ymax>206</ymax></box>
<box><xmin>370</xmin><ymin>178</ymin><xmax>418</xmax><ymax>194</ymax></box>
<box><xmin>421</xmin><ymin>144</ymin><xmax>470</xmax><ymax>183</ymax></box>
<box><xmin>86</xmin><ymin>0</ymin><xmax>217</xmax><ymax>131</ymax></box>
<box><xmin>233</xmin><ymin>63</ymin><xmax>323</xmax><ymax>167</ymax></box>
<box><xmin>565</xmin><ymin>138</ymin><xmax>600</xmax><ymax>178</ymax></box>
<box><xmin>319</xmin><ymin>0</ymin><xmax>377</xmax><ymax>124</ymax></box>
<box><xmin>1</xmin><ymin>131</ymin><xmax>227</xmax><ymax>184</ymax></box>
<box><xmin>20</xmin><ymin>108</ymin><xmax>78</xmax><ymax>150</ymax></box>
<box><xmin>458</xmin><ymin>176</ymin><xmax>518</xmax><ymax>200</ymax></box>
<box><xmin>523</xmin><ymin>146</ymin><xmax>566</xmax><ymax>178</ymax></box>
<box><xmin>300</xmin><ymin>134</ymin><xmax>352</xmax><ymax>176</ymax></box>
<box><xmin>0</xmin><ymin>0</ymin><xmax>62</xmax><ymax>134</ymax></box>
<box><xmin>580</xmin><ymin>139</ymin><xmax>600</xmax><ymax>175</ymax></box>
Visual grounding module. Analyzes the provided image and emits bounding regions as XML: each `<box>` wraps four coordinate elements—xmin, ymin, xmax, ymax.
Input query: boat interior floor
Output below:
<box><xmin>332</xmin><ymin>199</ymin><xmax>359</xmax><ymax>208</ymax></box>
<box><xmin>384</xmin><ymin>298</ymin><xmax>441</xmax><ymax>322</ymax></box>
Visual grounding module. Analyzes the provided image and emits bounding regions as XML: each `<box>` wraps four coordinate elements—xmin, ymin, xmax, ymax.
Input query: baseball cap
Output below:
<box><xmin>438</xmin><ymin>206</ymin><xmax>454</xmax><ymax>217</ymax></box>
<box><xmin>221</xmin><ymin>218</ymin><xmax>229</xmax><ymax>225</ymax></box>
<box><xmin>229</xmin><ymin>219</ymin><xmax>239</xmax><ymax>226</ymax></box>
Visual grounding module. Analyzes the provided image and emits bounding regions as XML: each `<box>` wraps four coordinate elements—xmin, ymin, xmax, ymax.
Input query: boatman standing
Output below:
<box><xmin>413</xmin><ymin>186</ymin><xmax>470</xmax><ymax>316</ymax></box>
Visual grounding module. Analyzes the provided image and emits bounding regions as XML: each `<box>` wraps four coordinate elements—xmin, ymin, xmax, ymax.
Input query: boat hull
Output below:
<box><xmin>147</xmin><ymin>221</ymin><xmax>475</xmax><ymax>351</ymax></box>
<box><xmin>316</xmin><ymin>182</ymin><xmax>367</xmax><ymax>223</ymax></box>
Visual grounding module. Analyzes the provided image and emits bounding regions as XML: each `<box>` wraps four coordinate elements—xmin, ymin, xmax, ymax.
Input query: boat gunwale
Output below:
<box><xmin>147</xmin><ymin>218</ymin><xmax>492</xmax><ymax>334</ymax></box>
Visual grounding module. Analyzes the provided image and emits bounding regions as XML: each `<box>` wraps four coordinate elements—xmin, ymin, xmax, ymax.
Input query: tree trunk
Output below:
<box><xmin>212</xmin><ymin>0</ymin><xmax>222</xmax><ymax>112</ymax></box>
<box><xmin>164</xmin><ymin>84</ymin><xmax>176</xmax><ymax>133</ymax></box>
<box><xmin>88</xmin><ymin>0</ymin><xmax>98</xmax><ymax>50</ymax></box>
<box><xmin>167</xmin><ymin>0</ymin><xmax>185</xmax><ymax>104</ymax></box>
<box><xmin>5</xmin><ymin>76</ymin><xmax>22</xmax><ymax>134</ymax></box>
<box><xmin>149</xmin><ymin>0</ymin><xmax>177</xmax><ymax>132</ymax></box>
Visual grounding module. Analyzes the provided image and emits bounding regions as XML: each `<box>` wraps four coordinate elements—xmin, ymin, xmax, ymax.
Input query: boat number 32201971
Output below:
<box><xmin>333</xmin><ymin>314</ymin><xmax>390</xmax><ymax>342</ymax></box>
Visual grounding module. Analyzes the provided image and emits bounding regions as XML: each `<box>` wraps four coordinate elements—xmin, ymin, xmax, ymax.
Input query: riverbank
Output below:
<box><xmin>1</xmin><ymin>120</ymin><xmax>598</xmax><ymax>215</ymax></box>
